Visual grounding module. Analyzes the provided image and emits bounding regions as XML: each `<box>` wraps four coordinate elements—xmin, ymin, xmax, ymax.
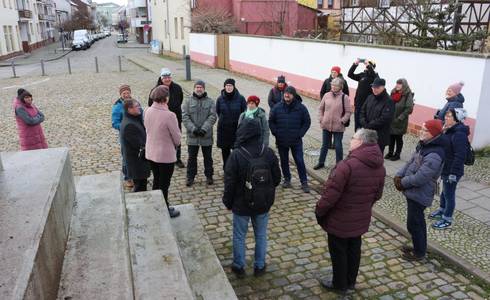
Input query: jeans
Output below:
<box><xmin>388</xmin><ymin>134</ymin><xmax>404</xmax><ymax>155</ymax></box>
<box><xmin>232</xmin><ymin>213</ymin><xmax>269</xmax><ymax>269</ymax></box>
<box><xmin>327</xmin><ymin>233</ymin><xmax>362</xmax><ymax>290</ymax></box>
<box><xmin>318</xmin><ymin>130</ymin><xmax>344</xmax><ymax>164</ymax></box>
<box><xmin>187</xmin><ymin>145</ymin><xmax>214</xmax><ymax>180</ymax></box>
<box><xmin>439</xmin><ymin>175</ymin><xmax>461</xmax><ymax>222</ymax></box>
<box><xmin>406</xmin><ymin>199</ymin><xmax>427</xmax><ymax>257</ymax></box>
<box><xmin>150</xmin><ymin>161</ymin><xmax>175</xmax><ymax>208</ymax></box>
<box><xmin>221</xmin><ymin>147</ymin><xmax>231</xmax><ymax>171</ymax></box>
<box><xmin>133</xmin><ymin>179</ymin><xmax>148</xmax><ymax>192</ymax></box>
<box><xmin>277</xmin><ymin>143</ymin><xmax>308</xmax><ymax>184</ymax></box>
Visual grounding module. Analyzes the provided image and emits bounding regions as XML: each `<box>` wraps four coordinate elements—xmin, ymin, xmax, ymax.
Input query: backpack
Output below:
<box><xmin>464</xmin><ymin>139</ymin><xmax>475</xmax><ymax>166</ymax></box>
<box><xmin>238</xmin><ymin>145</ymin><xmax>275</xmax><ymax>211</ymax></box>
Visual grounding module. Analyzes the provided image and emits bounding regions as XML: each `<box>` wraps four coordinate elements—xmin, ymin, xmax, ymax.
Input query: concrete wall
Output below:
<box><xmin>189</xmin><ymin>33</ymin><xmax>490</xmax><ymax>148</ymax></box>
<box><xmin>189</xmin><ymin>33</ymin><xmax>217</xmax><ymax>67</ymax></box>
<box><xmin>150</xmin><ymin>0</ymin><xmax>190</xmax><ymax>54</ymax></box>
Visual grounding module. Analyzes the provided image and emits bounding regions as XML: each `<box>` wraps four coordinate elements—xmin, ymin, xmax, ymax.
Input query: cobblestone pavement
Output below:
<box><xmin>126</xmin><ymin>53</ymin><xmax>490</xmax><ymax>276</ymax></box>
<box><xmin>1</xmin><ymin>43</ymin><xmax>489</xmax><ymax>299</ymax></box>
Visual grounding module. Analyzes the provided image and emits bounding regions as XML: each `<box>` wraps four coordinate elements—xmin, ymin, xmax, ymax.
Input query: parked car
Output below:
<box><xmin>72</xmin><ymin>29</ymin><xmax>90</xmax><ymax>50</ymax></box>
<box><xmin>117</xmin><ymin>33</ymin><xmax>128</xmax><ymax>43</ymax></box>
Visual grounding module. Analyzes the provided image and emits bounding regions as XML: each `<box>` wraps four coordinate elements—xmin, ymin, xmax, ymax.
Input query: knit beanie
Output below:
<box><xmin>119</xmin><ymin>84</ymin><xmax>131</xmax><ymax>95</ymax></box>
<box><xmin>17</xmin><ymin>88</ymin><xmax>26</xmax><ymax>97</ymax></box>
<box><xmin>247</xmin><ymin>95</ymin><xmax>260</xmax><ymax>106</ymax></box>
<box><xmin>19</xmin><ymin>90</ymin><xmax>32</xmax><ymax>102</ymax></box>
<box><xmin>424</xmin><ymin>119</ymin><xmax>443</xmax><ymax>137</ymax></box>
<box><xmin>194</xmin><ymin>80</ymin><xmax>205</xmax><ymax>88</ymax></box>
<box><xmin>331</xmin><ymin>66</ymin><xmax>341</xmax><ymax>74</ymax></box>
<box><xmin>284</xmin><ymin>86</ymin><xmax>297</xmax><ymax>96</ymax></box>
<box><xmin>449</xmin><ymin>108</ymin><xmax>467</xmax><ymax>122</ymax></box>
<box><xmin>277</xmin><ymin>75</ymin><xmax>286</xmax><ymax>84</ymax></box>
<box><xmin>448</xmin><ymin>81</ymin><xmax>464</xmax><ymax>95</ymax></box>
<box><xmin>224</xmin><ymin>78</ymin><xmax>235</xmax><ymax>87</ymax></box>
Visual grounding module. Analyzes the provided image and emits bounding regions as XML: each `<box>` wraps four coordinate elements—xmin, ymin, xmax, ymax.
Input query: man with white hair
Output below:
<box><xmin>315</xmin><ymin>128</ymin><xmax>386</xmax><ymax>294</ymax></box>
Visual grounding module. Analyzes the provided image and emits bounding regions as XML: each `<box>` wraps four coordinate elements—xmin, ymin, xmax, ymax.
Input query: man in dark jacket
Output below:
<box><xmin>269</xmin><ymin>86</ymin><xmax>311</xmax><ymax>193</ymax></box>
<box><xmin>216</xmin><ymin>78</ymin><xmax>247</xmax><ymax>170</ymax></box>
<box><xmin>348</xmin><ymin>59</ymin><xmax>378</xmax><ymax>130</ymax></box>
<box><xmin>148</xmin><ymin>68</ymin><xmax>185</xmax><ymax>168</ymax></box>
<box><xmin>120</xmin><ymin>99</ymin><xmax>151</xmax><ymax>192</ymax></box>
<box><xmin>113</xmin><ymin>84</ymin><xmax>134</xmax><ymax>189</ymax></box>
<box><xmin>268</xmin><ymin>75</ymin><xmax>287</xmax><ymax>109</ymax></box>
<box><xmin>395</xmin><ymin>119</ymin><xmax>447</xmax><ymax>260</ymax></box>
<box><xmin>359</xmin><ymin>78</ymin><xmax>395</xmax><ymax>154</ymax></box>
<box><xmin>315</xmin><ymin>128</ymin><xmax>385</xmax><ymax>293</ymax></box>
<box><xmin>320</xmin><ymin>66</ymin><xmax>350</xmax><ymax>100</ymax></box>
<box><xmin>223</xmin><ymin>118</ymin><xmax>281</xmax><ymax>278</ymax></box>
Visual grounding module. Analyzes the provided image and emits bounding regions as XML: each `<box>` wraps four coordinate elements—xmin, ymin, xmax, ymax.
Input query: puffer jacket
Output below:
<box><xmin>216</xmin><ymin>89</ymin><xmax>247</xmax><ymax>148</ymax></box>
<box><xmin>320</xmin><ymin>74</ymin><xmax>350</xmax><ymax>99</ymax></box>
<box><xmin>223</xmin><ymin>119</ymin><xmax>281</xmax><ymax>216</ymax></box>
<box><xmin>397</xmin><ymin>134</ymin><xmax>448</xmax><ymax>207</ymax></box>
<box><xmin>238</xmin><ymin>107</ymin><xmax>270</xmax><ymax>147</ymax></box>
<box><xmin>269</xmin><ymin>99</ymin><xmax>311</xmax><ymax>147</ymax></box>
<box><xmin>436</xmin><ymin>93</ymin><xmax>465</xmax><ymax>121</ymax></box>
<box><xmin>182</xmin><ymin>92</ymin><xmax>217</xmax><ymax>146</ymax></box>
<box><xmin>360</xmin><ymin>90</ymin><xmax>395</xmax><ymax>146</ymax></box>
<box><xmin>442</xmin><ymin>122</ymin><xmax>469</xmax><ymax>177</ymax></box>
<box><xmin>318</xmin><ymin>91</ymin><xmax>352</xmax><ymax>133</ymax></box>
<box><xmin>120</xmin><ymin>112</ymin><xmax>151</xmax><ymax>180</ymax></box>
<box><xmin>315</xmin><ymin>143</ymin><xmax>386</xmax><ymax>238</ymax></box>
<box><xmin>111</xmin><ymin>98</ymin><xmax>124</xmax><ymax>130</ymax></box>
<box><xmin>268</xmin><ymin>84</ymin><xmax>287</xmax><ymax>109</ymax></box>
<box><xmin>13</xmin><ymin>98</ymin><xmax>48</xmax><ymax>151</ymax></box>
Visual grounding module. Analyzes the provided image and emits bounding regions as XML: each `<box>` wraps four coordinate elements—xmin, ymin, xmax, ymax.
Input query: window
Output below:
<box><xmin>2</xmin><ymin>0</ymin><xmax>6</xmax><ymax>8</ymax></box>
<box><xmin>317</xmin><ymin>0</ymin><xmax>323</xmax><ymax>8</ymax></box>
<box><xmin>174</xmin><ymin>17</ymin><xmax>178</xmax><ymax>39</ymax></box>
<box><xmin>4</xmin><ymin>26</ymin><xmax>13</xmax><ymax>52</ymax></box>
<box><xmin>379</xmin><ymin>0</ymin><xmax>390</xmax><ymax>8</ymax></box>
<box><xmin>328</xmin><ymin>0</ymin><xmax>333</xmax><ymax>8</ymax></box>
<box><xmin>351</xmin><ymin>0</ymin><xmax>359</xmax><ymax>6</ymax></box>
<box><xmin>180</xmin><ymin>17</ymin><xmax>184</xmax><ymax>39</ymax></box>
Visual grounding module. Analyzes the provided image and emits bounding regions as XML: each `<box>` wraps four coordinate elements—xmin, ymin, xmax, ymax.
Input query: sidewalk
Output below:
<box><xmin>127</xmin><ymin>53</ymin><xmax>490</xmax><ymax>280</ymax></box>
<box><xmin>0</xmin><ymin>41</ymin><xmax>71</xmax><ymax>66</ymax></box>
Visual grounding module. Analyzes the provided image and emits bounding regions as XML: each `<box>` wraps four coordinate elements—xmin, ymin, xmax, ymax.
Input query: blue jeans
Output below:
<box><xmin>232</xmin><ymin>213</ymin><xmax>269</xmax><ymax>269</ymax></box>
<box><xmin>439</xmin><ymin>175</ymin><xmax>461</xmax><ymax>222</ymax></box>
<box><xmin>319</xmin><ymin>130</ymin><xmax>344</xmax><ymax>164</ymax></box>
<box><xmin>277</xmin><ymin>143</ymin><xmax>308</xmax><ymax>184</ymax></box>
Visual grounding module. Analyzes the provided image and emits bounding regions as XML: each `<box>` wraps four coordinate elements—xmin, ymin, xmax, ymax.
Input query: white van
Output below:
<box><xmin>72</xmin><ymin>29</ymin><xmax>90</xmax><ymax>50</ymax></box>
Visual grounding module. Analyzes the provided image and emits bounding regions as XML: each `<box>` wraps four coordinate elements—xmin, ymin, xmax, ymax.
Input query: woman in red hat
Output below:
<box><xmin>238</xmin><ymin>95</ymin><xmax>269</xmax><ymax>147</ymax></box>
<box><xmin>320</xmin><ymin>66</ymin><xmax>350</xmax><ymax>100</ymax></box>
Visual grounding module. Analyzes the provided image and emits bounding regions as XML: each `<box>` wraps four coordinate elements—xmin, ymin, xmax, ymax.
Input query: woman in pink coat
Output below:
<box><xmin>13</xmin><ymin>89</ymin><xmax>48</xmax><ymax>151</ymax></box>
<box><xmin>144</xmin><ymin>85</ymin><xmax>182</xmax><ymax>218</ymax></box>
<box><xmin>314</xmin><ymin>78</ymin><xmax>352</xmax><ymax>169</ymax></box>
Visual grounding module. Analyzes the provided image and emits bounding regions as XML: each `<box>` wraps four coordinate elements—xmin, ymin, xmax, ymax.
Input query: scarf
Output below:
<box><xmin>391</xmin><ymin>91</ymin><xmax>402</xmax><ymax>103</ymax></box>
<box><xmin>245</xmin><ymin>108</ymin><xmax>258</xmax><ymax>119</ymax></box>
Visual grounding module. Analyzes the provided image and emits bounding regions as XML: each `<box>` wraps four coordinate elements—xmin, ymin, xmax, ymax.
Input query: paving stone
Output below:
<box><xmin>440</xmin><ymin>284</ymin><xmax>457</xmax><ymax>294</ymax></box>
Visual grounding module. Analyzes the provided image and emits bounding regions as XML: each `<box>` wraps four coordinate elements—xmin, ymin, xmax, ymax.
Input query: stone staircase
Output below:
<box><xmin>0</xmin><ymin>148</ymin><xmax>236</xmax><ymax>300</ymax></box>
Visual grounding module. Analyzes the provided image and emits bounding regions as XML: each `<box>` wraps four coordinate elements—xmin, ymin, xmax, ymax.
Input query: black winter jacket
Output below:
<box><xmin>120</xmin><ymin>112</ymin><xmax>151</xmax><ymax>180</ymax></box>
<box><xmin>347</xmin><ymin>63</ymin><xmax>378</xmax><ymax>109</ymax></box>
<box><xmin>442</xmin><ymin>122</ymin><xmax>469</xmax><ymax>177</ymax></box>
<box><xmin>359</xmin><ymin>90</ymin><xmax>395</xmax><ymax>146</ymax></box>
<box><xmin>320</xmin><ymin>74</ymin><xmax>350</xmax><ymax>99</ymax></box>
<box><xmin>148</xmin><ymin>80</ymin><xmax>184</xmax><ymax>124</ymax></box>
<box><xmin>223</xmin><ymin>119</ymin><xmax>281</xmax><ymax>216</ymax></box>
<box><xmin>269</xmin><ymin>99</ymin><xmax>311</xmax><ymax>147</ymax></box>
<box><xmin>216</xmin><ymin>89</ymin><xmax>247</xmax><ymax>148</ymax></box>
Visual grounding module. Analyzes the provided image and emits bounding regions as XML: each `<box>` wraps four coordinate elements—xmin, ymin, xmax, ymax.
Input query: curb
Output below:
<box><xmin>0</xmin><ymin>49</ymin><xmax>73</xmax><ymax>68</ymax></box>
<box><xmin>114</xmin><ymin>41</ymin><xmax>150</xmax><ymax>49</ymax></box>
<box><xmin>125</xmin><ymin>57</ymin><xmax>151</xmax><ymax>72</ymax></box>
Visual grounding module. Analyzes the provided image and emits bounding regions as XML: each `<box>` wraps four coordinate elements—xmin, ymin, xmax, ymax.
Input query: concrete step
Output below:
<box><xmin>171</xmin><ymin>204</ymin><xmax>237</xmax><ymax>300</ymax></box>
<box><xmin>0</xmin><ymin>148</ymin><xmax>75</xmax><ymax>300</ymax></box>
<box><xmin>125</xmin><ymin>191</ymin><xmax>194</xmax><ymax>300</ymax></box>
<box><xmin>57</xmin><ymin>172</ymin><xmax>134</xmax><ymax>300</ymax></box>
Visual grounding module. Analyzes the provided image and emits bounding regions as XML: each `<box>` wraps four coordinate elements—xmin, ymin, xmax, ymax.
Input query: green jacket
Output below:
<box><xmin>182</xmin><ymin>93</ymin><xmax>217</xmax><ymax>146</ymax></box>
<box><xmin>390</xmin><ymin>91</ymin><xmax>414</xmax><ymax>135</ymax></box>
<box><xmin>237</xmin><ymin>107</ymin><xmax>269</xmax><ymax>147</ymax></box>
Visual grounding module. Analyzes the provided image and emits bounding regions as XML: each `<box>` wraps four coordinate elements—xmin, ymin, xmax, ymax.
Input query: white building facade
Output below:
<box><xmin>1</xmin><ymin>0</ymin><xmax>22</xmax><ymax>59</ymax></box>
<box><xmin>128</xmin><ymin>0</ymin><xmax>150</xmax><ymax>43</ymax></box>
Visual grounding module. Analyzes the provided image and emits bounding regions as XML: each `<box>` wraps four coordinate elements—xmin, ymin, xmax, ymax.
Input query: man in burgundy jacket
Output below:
<box><xmin>315</xmin><ymin>128</ymin><xmax>386</xmax><ymax>293</ymax></box>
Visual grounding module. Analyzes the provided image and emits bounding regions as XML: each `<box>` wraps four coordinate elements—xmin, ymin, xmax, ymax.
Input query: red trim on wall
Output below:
<box><xmin>190</xmin><ymin>51</ymin><xmax>217</xmax><ymax>68</ymax></box>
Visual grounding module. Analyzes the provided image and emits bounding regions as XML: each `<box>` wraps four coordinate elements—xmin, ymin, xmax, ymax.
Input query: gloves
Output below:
<box><xmin>197</xmin><ymin>129</ymin><xmax>206</xmax><ymax>137</ymax></box>
<box><xmin>192</xmin><ymin>128</ymin><xmax>200</xmax><ymax>136</ymax></box>
<box><xmin>394</xmin><ymin>176</ymin><xmax>404</xmax><ymax>191</ymax></box>
<box><xmin>448</xmin><ymin>175</ymin><xmax>457</xmax><ymax>184</ymax></box>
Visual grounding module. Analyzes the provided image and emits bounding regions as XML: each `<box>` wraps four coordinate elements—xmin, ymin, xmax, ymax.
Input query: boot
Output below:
<box><xmin>384</xmin><ymin>153</ymin><xmax>393</xmax><ymax>159</ymax></box>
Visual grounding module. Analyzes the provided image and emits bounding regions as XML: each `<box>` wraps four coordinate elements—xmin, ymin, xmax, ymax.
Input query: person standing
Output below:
<box><xmin>359</xmin><ymin>78</ymin><xmax>395</xmax><ymax>154</ymax></box>
<box><xmin>314</xmin><ymin>78</ymin><xmax>352</xmax><ymax>170</ymax></box>
<box><xmin>386</xmin><ymin>79</ymin><xmax>414</xmax><ymax>161</ymax></box>
<box><xmin>120</xmin><ymin>99</ymin><xmax>150</xmax><ymax>193</ymax></box>
<box><xmin>268</xmin><ymin>75</ymin><xmax>288</xmax><ymax>109</ymax></box>
<box><xmin>144</xmin><ymin>85</ymin><xmax>182</xmax><ymax>218</ymax></box>
<box><xmin>216</xmin><ymin>78</ymin><xmax>247</xmax><ymax>170</ymax></box>
<box><xmin>148</xmin><ymin>68</ymin><xmax>185</xmax><ymax>168</ymax></box>
<box><xmin>269</xmin><ymin>86</ymin><xmax>311</xmax><ymax>193</ymax></box>
<box><xmin>347</xmin><ymin>59</ymin><xmax>378</xmax><ymax>131</ymax></box>
<box><xmin>13</xmin><ymin>90</ymin><xmax>48</xmax><ymax>151</ymax></box>
<box><xmin>435</xmin><ymin>82</ymin><xmax>465</xmax><ymax>122</ymax></box>
<box><xmin>238</xmin><ymin>95</ymin><xmax>270</xmax><ymax>147</ymax></box>
<box><xmin>223</xmin><ymin>119</ymin><xmax>281</xmax><ymax>278</ymax></box>
<box><xmin>395</xmin><ymin>119</ymin><xmax>447</xmax><ymax>260</ymax></box>
<box><xmin>182</xmin><ymin>80</ymin><xmax>218</xmax><ymax>187</ymax></box>
<box><xmin>315</xmin><ymin>129</ymin><xmax>385</xmax><ymax>293</ymax></box>
<box><xmin>430</xmin><ymin>108</ymin><xmax>469</xmax><ymax>229</ymax></box>
<box><xmin>320</xmin><ymin>66</ymin><xmax>350</xmax><ymax>100</ymax></box>
<box><xmin>112</xmin><ymin>84</ymin><xmax>133</xmax><ymax>188</ymax></box>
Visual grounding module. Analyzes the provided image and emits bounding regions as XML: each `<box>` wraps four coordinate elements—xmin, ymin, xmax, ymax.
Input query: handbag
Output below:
<box><xmin>341</xmin><ymin>94</ymin><xmax>350</xmax><ymax>127</ymax></box>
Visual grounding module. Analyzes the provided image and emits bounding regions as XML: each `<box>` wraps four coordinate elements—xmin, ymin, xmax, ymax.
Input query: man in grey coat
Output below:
<box><xmin>182</xmin><ymin>80</ymin><xmax>218</xmax><ymax>186</ymax></box>
<box><xmin>394</xmin><ymin>119</ymin><xmax>447</xmax><ymax>261</ymax></box>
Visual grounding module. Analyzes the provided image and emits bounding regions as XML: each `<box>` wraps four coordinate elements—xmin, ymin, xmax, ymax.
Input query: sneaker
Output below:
<box><xmin>390</xmin><ymin>154</ymin><xmax>401</xmax><ymax>161</ymax></box>
<box><xmin>301</xmin><ymin>183</ymin><xmax>310</xmax><ymax>193</ymax></box>
<box><xmin>176</xmin><ymin>160</ymin><xmax>185</xmax><ymax>168</ymax></box>
<box><xmin>384</xmin><ymin>153</ymin><xmax>393</xmax><ymax>159</ymax></box>
<box><xmin>313</xmin><ymin>163</ymin><xmax>325</xmax><ymax>170</ymax></box>
<box><xmin>231</xmin><ymin>266</ymin><xmax>246</xmax><ymax>279</ymax></box>
<box><xmin>282</xmin><ymin>180</ymin><xmax>292</xmax><ymax>188</ymax></box>
<box><xmin>400</xmin><ymin>245</ymin><xmax>413</xmax><ymax>254</ymax></box>
<box><xmin>206</xmin><ymin>177</ymin><xmax>214</xmax><ymax>185</ymax></box>
<box><xmin>254</xmin><ymin>264</ymin><xmax>267</xmax><ymax>277</ymax></box>
<box><xmin>428</xmin><ymin>210</ymin><xmax>443</xmax><ymax>220</ymax></box>
<box><xmin>186</xmin><ymin>178</ymin><xmax>194</xmax><ymax>187</ymax></box>
<box><xmin>168</xmin><ymin>207</ymin><xmax>180</xmax><ymax>218</ymax></box>
<box><xmin>432</xmin><ymin>219</ymin><xmax>452</xmax><ymax>229</ymax></box>
<box><xmin>402</xmin><ymin>251</ymin><xmax>425</xmax><ymax>261</ymax></box>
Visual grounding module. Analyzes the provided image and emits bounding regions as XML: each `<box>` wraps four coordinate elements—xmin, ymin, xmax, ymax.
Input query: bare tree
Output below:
<box><xmin>60</xmin><ymin>7</ymin><xmax>96</xmax><ymax>32</ymax></box>
<box><xmin>191</xmin><ymin>7</ymin><xmax>237</xmax><ymax>33</ymax></box>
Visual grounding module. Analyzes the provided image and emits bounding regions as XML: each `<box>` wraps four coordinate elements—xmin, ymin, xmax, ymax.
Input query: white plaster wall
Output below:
<box><xmin>189</xmin><ymin>33</ymin><xmax>216</xmax><ymax>57</ymax></box>
<box><xmin>151</xmin><ymin>0</ymin><xmax>190</xmax><ymax>54</ymax></box>
<box><xmin>0</xmin><ymin>7</ymin><xmax>22</xmax><ymax>55</ymax></box>
<box><xmin>473</xmin><ymin>60</ymin><xmax>490</xmax><ymax>149</ymax></box>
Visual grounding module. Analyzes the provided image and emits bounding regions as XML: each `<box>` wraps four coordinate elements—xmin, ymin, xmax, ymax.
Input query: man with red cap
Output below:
<box><xmin>320</xmin><ymin>66</ymin><xmax>350</xmax><ymax>100</ymax></box>
<box><xmin>238</xmin><ymin>95</ymin><xmax>269</xmax><ymax>147</ymax></box>
<box><xmin>394</xmin><ymin>119</ymin><xmax>448</xmax><ymax>261</ymax></box>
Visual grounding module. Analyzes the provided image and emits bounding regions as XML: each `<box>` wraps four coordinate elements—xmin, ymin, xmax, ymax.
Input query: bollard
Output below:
<box><xmin>185</xmin><ymin>55</ymin><xmax>191</xmax><ymax>81</ymax></box>
<box><xmin>118</xmin><ymin>55</ymin><xmax>122</xmax><ymax>72</ymax></box>
<box><xmin>11</xmin><ymin>61</ymin><xmax>17</xmax><ymax>78</ymax></box>
<box><xmin>67</xmin><ymin>57</ymin><xmax>72</xmax><ymax>75</ymax></box>
<box><xmin>41</xmin><ymin>59</ymin><xmax>46</xmax><ymax>76</ymax></box>
<box><xmin>182</xmin><ymin>45</ymin><xmax>186</xmax><ymax>60</ymax></box>
<box><xmin>95</xmin><ymin>56</ymin><xmax>99</xmax><ymax>73</ymax></box>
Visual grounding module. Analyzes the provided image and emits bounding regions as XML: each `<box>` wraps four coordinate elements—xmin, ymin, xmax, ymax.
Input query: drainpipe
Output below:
<box><xmin>166</xmin><ymin>0</ymin><xmax>171</xmax><ymax>52</ymax></box>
